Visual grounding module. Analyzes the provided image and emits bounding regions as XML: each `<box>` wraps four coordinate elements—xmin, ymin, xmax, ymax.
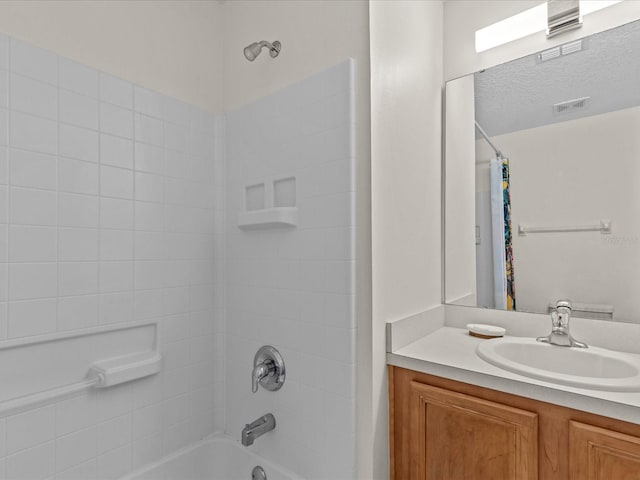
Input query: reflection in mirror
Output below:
<box><xmin>445</xmin><ymin>20</ymin><xmax>640</xmax><ymax>323</ymax></box>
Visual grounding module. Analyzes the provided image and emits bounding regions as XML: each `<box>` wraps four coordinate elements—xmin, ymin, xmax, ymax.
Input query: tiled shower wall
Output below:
<box><xmin>0</xmin><ymin>35</ymin><xmax>224</xmax><ymax>479</ymax></box>
<box><xmin>225</xmin><ymin>60</ymin><xmax>356</xmax><ymax>479</ymax></box>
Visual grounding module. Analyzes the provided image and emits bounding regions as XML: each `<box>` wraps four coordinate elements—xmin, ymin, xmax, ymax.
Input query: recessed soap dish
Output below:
<box><xmin>467</xmin><ymin>324</ymin><xmax>506</xmax><ymax>339</ymax></box>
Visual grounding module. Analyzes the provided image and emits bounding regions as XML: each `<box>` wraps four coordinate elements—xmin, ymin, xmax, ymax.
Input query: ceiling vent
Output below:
<box><xmin>537</xmin><ymin>39</ymin><xmax>586</xmax><ymax>63</ymax></box>
<box><xmin>553</xmin><ymin>96</ymin><xmax>591</xmax><ymax>114</ymax></box>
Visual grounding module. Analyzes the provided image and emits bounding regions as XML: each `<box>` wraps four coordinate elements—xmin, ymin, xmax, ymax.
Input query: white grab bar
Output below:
<box><xmin>0</xmin><ymin>351</ymin><xmax>162</xmax><ymax>417</ymax></box>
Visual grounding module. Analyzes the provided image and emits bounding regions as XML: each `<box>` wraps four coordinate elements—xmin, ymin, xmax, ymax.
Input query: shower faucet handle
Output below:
<box><xmin>251</xmin><ymin>346</ymin><xmax>285</xmax><ymax>393</ymax></box>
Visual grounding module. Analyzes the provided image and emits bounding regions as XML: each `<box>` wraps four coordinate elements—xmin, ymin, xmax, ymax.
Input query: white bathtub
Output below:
<box><xmin>122</xmin><ymin>434</ymin><xmax>304</xmax><ymax>480</ymax></box>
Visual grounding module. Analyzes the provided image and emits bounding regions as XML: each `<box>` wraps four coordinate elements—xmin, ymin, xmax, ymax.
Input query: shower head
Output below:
<box><xmin>243</xmin><ymin>40</ymin><xmax>281</xmax><ymax>61</ymax></box>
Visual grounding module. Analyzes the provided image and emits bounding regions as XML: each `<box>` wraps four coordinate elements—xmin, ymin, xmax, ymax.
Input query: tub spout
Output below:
<box><xmin>241</xmin><ymin>413</ymin><xmax>276</xmax><ymax>447</ymax></box>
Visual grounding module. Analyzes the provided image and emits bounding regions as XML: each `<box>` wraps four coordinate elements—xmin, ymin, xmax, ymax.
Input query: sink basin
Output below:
<box><xmin>476</xmin><ymin>337</ymin><xmax>640</xmax><ymax>391</ymax></box>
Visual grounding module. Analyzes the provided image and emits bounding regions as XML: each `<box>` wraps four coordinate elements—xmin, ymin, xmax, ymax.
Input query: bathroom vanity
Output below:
<box><xmin>389</xmin><ymin>366</ymin><xmax>640</xmax><ymax>479</ymax></box>
<box><xmin>386</xmin><ymin>307</ymin><xmax>640</xmax><ymax>480</ymax></box>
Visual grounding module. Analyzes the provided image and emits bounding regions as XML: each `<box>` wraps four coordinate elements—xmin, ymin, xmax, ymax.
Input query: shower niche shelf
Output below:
<box><xmin>238</xmin><ymin>176</ymin><xmax>298</xmax><ymax>230</ymax></box>
<box><xmin>238</xmin><ymin>207</ymin><xmax>298</xmax><ymax>230</ymax></box>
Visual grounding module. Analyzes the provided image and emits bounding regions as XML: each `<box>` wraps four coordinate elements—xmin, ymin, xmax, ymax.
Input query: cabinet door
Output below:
<box><xmin>409</xmin><ymin>381</ymin><xmax>538</xmax><ymax>480</ymax></box>
<box><xmin>570</xmin><ymin>421</ymin><xmax>640</xmax><ymax>479</ymax></box>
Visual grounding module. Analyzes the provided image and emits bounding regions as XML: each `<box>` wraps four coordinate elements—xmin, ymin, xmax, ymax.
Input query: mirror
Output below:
<box><xmin>444</xmin><ymin>19</ymin><xmax>640</xmax><ymax>324</ymax></box>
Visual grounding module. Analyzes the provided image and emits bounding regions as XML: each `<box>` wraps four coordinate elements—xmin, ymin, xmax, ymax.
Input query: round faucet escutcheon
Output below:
<box><xmin>252</xmin><ymin>345</ymin><xmax>286</xmax><ymax>393</ymax></box>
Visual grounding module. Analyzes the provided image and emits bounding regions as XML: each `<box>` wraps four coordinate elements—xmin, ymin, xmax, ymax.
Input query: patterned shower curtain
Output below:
<box><xmin>490</xmin><ymin>156</ymin><xmax>516</xmax><ymax>311</ymax></box>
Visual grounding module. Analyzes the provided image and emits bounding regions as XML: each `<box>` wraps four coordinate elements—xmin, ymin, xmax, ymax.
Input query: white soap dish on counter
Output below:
<box><xmin>467</xmin><ymin>323</ymin><xmax>506</xmax><ymax>339</ymax></box>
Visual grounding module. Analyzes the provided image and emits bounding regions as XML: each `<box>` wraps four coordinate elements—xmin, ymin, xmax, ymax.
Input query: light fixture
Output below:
<box><xmin>475</xmin><ymin>0</ymin><xmax>622</xmax><ymax>53</ymax></box>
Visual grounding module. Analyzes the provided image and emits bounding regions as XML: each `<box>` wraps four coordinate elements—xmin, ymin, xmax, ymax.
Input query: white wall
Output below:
<box><xmin>370</xmin><ymin>1</ymin><xmax>443</xmax><ymax>478</ymax></box>
<box><xmin>476</xmin><ymin>106</ymin><xmax>640</xmax><ymax>321</ymax></box>
<box><xmin>444</xmin><ymin>75</ymin><xmax>476</xmax><ymax>305</ymax></box>
<box><xmin>0</xmin><ymin>35</ymin><xmax>224</xmax><ymax>478</ymax></box>
<box><xmin>0</xmin><ymin>1</ymin><xmax>223</xmax><ymax>111</ymax></box>
<box><xmin>444</xmin><ymin>0</ymin><xmax>640</xmax><ymax>80</ymax></box>
<box><xmin>225</xmin><ymin>61</ymin><xmax>356</xmax><ymax>479</ymax></box>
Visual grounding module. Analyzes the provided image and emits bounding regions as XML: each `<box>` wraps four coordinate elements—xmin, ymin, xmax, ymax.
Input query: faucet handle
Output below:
<box><xmin>252</xmin><ymin>346</ymin><xmax>285</xmax><ymax>393</ymax></box>
<box><xmin>556</xmin><ymin>300</ymin><xmax>572</xmax><ymax>310</ymax></box>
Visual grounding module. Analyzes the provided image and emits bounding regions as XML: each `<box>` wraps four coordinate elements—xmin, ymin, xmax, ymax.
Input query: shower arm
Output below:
<box><xmin>257</xmin><ymin>40</ymin><xmax>279</xmax><ymax>54</ymax></box>
<box><xmin>475</xmin><ymin>120</ymin><xmax>503</xmax><ymax>158</ymax></box>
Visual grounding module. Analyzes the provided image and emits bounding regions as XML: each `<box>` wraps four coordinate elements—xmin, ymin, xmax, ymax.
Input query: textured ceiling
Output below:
<box><xmin>474</xmin><ymin>19</ymin><xmax>640</xmax><ymax>137</ymax></box>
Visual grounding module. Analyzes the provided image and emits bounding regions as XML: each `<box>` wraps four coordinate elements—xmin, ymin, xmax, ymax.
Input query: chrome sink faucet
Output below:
<box><xmin>537</xmin><ymin>300</ymin><xmax>588</xmax><ymax>348</ymax></box>
<box><xmin>241</xmin><ymin>413</ymin><xmax>276</xmax><ymax>446</ymax></box>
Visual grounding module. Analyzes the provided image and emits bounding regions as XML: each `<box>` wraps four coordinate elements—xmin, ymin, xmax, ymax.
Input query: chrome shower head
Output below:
<box><xmin>243</xmin><ymin>40</ymin><xmax>281</xmax><ymax>61</ymax></box>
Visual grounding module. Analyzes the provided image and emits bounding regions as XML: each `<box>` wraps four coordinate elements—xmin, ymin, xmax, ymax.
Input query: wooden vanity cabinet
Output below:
<box><xmin>390</xmin><ymin>366</ymin><xmax>640</xmax><ymax>480</ymax></box>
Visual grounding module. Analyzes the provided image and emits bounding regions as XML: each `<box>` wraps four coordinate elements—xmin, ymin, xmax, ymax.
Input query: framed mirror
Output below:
<box><xmin>444</xmin><ymin>19</ymin><xmax>640</xmax><ymax>323</ymax></box>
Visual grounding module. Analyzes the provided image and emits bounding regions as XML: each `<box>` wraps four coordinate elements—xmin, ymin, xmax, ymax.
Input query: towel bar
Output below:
<box><xmin>518</xmin><ymin>220</ymin><xmax>612</xmax><ymax>236</ymax></box>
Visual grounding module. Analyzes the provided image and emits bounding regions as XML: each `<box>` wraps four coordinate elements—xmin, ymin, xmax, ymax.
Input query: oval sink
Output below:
<box><xmin>476</xmin><ymin>337</ymin><xmax>640</xmax><ymax>391</ymax></box>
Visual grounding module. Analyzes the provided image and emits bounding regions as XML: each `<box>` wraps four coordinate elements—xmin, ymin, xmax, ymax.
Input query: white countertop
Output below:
<box><xmin>388</xmin><ymin>326</ymin><xmax>640</xmax><ymax>424</ymax></box>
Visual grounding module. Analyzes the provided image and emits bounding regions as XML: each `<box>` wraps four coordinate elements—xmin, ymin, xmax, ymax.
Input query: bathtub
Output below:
<box><xmin>122</xmin><ymin>434</ymin><xmax>304</xmax><ymax>480</ymax></box>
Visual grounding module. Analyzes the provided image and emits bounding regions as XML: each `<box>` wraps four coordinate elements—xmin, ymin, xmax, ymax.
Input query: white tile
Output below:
<box><xmin>8</xmin><ymin>298</ymin><xmax>57</xmax><ymax>338</ymax></box>
<box><xmin>135</xmin><ymin>172</ymin><xmax>164</xmax><ymax>203</ymax></box>
<box><xmin>0</xmin><ymin>264</ymin><xmax>7</xmax><ymax>302</ymax></box>
<box><xmin>99</xmin><ymin>261</ymin><xmax>133</xmax><ymax>293</ymax></box>
<box><xmin>134</xmin><ymin>142</ymin><xmax>164</xmax><ymax>174</ymax></box>
<box><xmin>325</xmin><ymin>260</ymin><xmax>354</xmax><ymax>294</ymax></box>
<box><xmin>100</xmin><ymin>198</ymin><xmax>133</xmax><ymax>230</ymax></box>
<box><xmin>100</xmin><ymin>229</ymin><xmax>133</xmax><ymax>261</ymax></box>
<box><xmin>0</xmin><ymin>70</ymin><xmax>6</xmax><ymax>109</ymax></box>
<box><xmin>100</xmin><ymin>102</ymin><xmax>133</xmax><ymax>139</ymax></box>
<box><xmin>59</xmin><ymin>262</ymin><xmax>98</xmax><ymax>296</ymax></box>
<box><xmin>57</xmin><ymin>294</ymin><xmax>98</xmax><ymax>331</ymax></box>
<box><xmin>134</xmin><ymin>261</ymin><xmax>166</xmax><ymax>290</ymax></box>
<box><xmin>59</xmin><ymin>124</ymin><xmax>99</xmax><ymax>163</ymax></box>
<box><xmin>100</xmin><ymin>166</ymin><xmax>133</xmax><ymax>199</ymax></box>
<box><xmin>0</xmin><ymin>108</ymin><xmax>7</xmax><ymax>146</ymax></box>
<box><xmin>0</xmin><ymin>418</ymin><xmax>5</xmax><ymax>456</ymax></box>
<box><xmin>324</xmin><ymin>293</ymin><xmax>355</xmax><ymax>329</ymax></box>
<box><xmin>11</xmin><ymin>39</ymin><xmax>57</xmax><ymax>85</ymax></box>
<box><xmin>59</xmin><ymin>58</ymin><xmax>99</xmax><ymax>98</ymax></box>
<box><xmin>134</xmin><ymin>230</ymin><xmax>166</xmax><ymax>261</ymax></box>
<box><xmin>96</xmin><ymin>444</ymin><xmax>131</xmax><ymax>480</ymax></box>
<box><xmin>58</xmin><ymin>228</ymin><xmax>99</xmax><ymax>261</ymax></box>
<box><xmin>9</xmin><ymin>225</ymin><xmax>57</xmax><ymax>262</ymax></box>
<box><xmin>9</xmin><ymin>187</ymin><xmax>56</xmax><ymax>226</ymax></box>
<box><xmin>58</xmin><ymin>157</ymin><xmax>99</xmax><ymax>195</ymax></box>
<box><xmin>0</xmin><ymin>34</ymin><xmax>8</xmax><ymax>69</ymax></box>
<box><xmin>100</xmin><ymin>134</ymin><xmax>133</xmax><ymax>169</ymax></box>
<box><xmin>55</xmin><ymin>459</ymin><xmax>97</xmax><ymax>480</ymax></box>
<box><xmin>99</xmin><ymin>292</ymin><xmax>133</xmax><ymax>324</ymax></box>
<box><xmin>56</xmin><ymin>394</ymin><xmax>95</xmax><ymax>436</ymax></box>
<box><xmin>8</xmin><ymin>263</ymin><xmax>57</xmax><ymax>301</ymax></box>
<box><xmin>132</xmin><ymin>433</ymin><xmax>163</xmax><ymax>470</ymax></box>
<box><xmin>56</xmin><ymin>427</ymin><xmax>97</xmax><ymax>473</ymax></box>
<box><xmin>134</xmin><ymin>86</ymin><xmax>163</xmax><ymax>118</ymax></box>
<box><xmin>9</xmin><ymin>149</ymin><xmax>57</xmax><ymax>190</ymax></box>
<box><xmin>5</xmin><ymin>441</ymin><xmax>55</xmax><ymax>480</ymax></box>
<box><xmin>10</xmin><ymin>111</ymin><xmax>57</xmax><ymax>154</ymax></box>
<box><xmin>11</xmin><ymin>74</ymin><xmax>57</xmax><ymax>120</ymax></box>
<box><xmin>59</xmin><ymin>193</ymin><xmax>99</xmax><ymax>228</ymax></box>
<box><xmin>96</xmin><ymin>414</ymin><xmax>131</xmax><ymax>455</ymax></box>
<box><xmin>0</xmin><ymin>225</ymin><xmax>6</xmax><ymax>262</ymax></box>
<box><xmin>6</xmin><ymin>405</ymin><xmax>55</xmax><ymax>455</ymax></box>
<box><xmin>165</xmin><ymin>150</ymin><xmax>189</xmax><ymax>179</ymax></box>
<box><xmin>135</xmin><ymin>201</ymin><xmax>165</xmax><ymax>231</ymax></box>
<box><xmin>60</xmin><ymin>90</ymin><xmax>99</xmax><ymax>130</ymax></box>
<box><xmin>94</xmin><ymin>384</ymin><xmax>133</xmax><ymax>422</ymax></box>
<box><xmin>134</xmin><ymin>289</ymin><xmax>164</xmax><ymax>320</ymax></box>
<box><xmin>135</xmin><ymin>114</ymin><xmax>163</xmax><ymax>146</ymax></box>
<box><xmin>0</xmin><ymin>185</ymin><xmax>6</xmax><ymax>223</ymax></box>
<box><xmin>100</xmin><ymin>73</ymin><xmax>132</xmax><ymax>109</ymax></box>
<box><xmin>0</xmin><ymin>146</ymin><xmax>7</xmax><ymax>184</ymax></box>
<box><xmin>132</xmin><ymin>403</ymin><xmax>163</xmax><ymax>440</ymax></box>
